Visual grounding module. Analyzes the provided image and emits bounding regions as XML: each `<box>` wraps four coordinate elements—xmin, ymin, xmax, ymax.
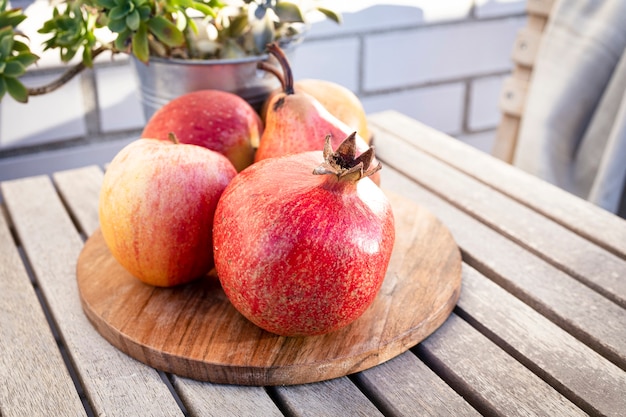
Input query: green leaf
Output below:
<box><xmin>138</xmin><ymin>5</ymin><xmax>151</xmax><ymax>20</ymax></box>
<box><xmin>190</xmin><ymin>1</ymin><xmax>217</xmax><ymax>18</ymax></box>
<box><xmin>126</xmin><ymin>9</ymin><xmax>140</xmax><ymax>31</ymax></box>
<box><xmin>3</xmin><ymin>60</ymin><xmax>25</xmax><ymax>77</ymax></box>
<box><xmin>0</xmin><ymin>9</ymin><xmax>27</xmax><ymax>28</ymax></box>
<box><xmin>60</xmin><ymin>46</ymin><xmax>78</xmax><ymax>62</ymax></box>
<box><xmin>0</xmin><ymin>62</ymin><xmax>5</xmax><ymax>73</ymax></box>
<box><xmin>5</xmin><ymin>76</ymin><xmax>28</xmax><ymax>102</ymax></box>
<box><xmin>12</xmin><ymin>40</ymin><xmax>29</xmax><ymax>52</ymax></box>
<box><xmin>147</xmin><ymin>16</ymin><xmax>184</xmax><ymax>47</ymax></box>
<box><xmin>0</xmin><ymin>77</ymin><xmax>6</xmax><ymax>101</ymax></box>
<box><xmin>132</xmin><ymin>22</ymin><xmax>149</xmax><ymax>63</ymax></box>
<box><xmin>274</xmin><ymin>2</ymin><xmax>305</xmax><ymax>23</ymax></box>
<box><xmin>14</xmin><ymin>52</ymin><xmax>39</xmax><ymax>67</ymax></box>
<box><xmin>315</xmin><ymin>7</ymin><xmax>342</xmax><ymax>24</ymax></box>
<box><xmin>114</xmin><ymin>28</ymin><xmax>131</xmax><ymax>51</ymax></box>
<box><xmin>109</xmin><ymin>5</ymin><xmax>128</xmax><ymax>21</ymax></box>
<box><xmin>13</xmin><ymin>51</ymin><xmax>39</xmax><ymax>68</ymax></box>
<box><xmin>0</xmin><ymin>34</ymin><xmax>12</xmax><ymax>57</ymax></box>
<box><xmin>108</xmin><ymin>17</ymin><xmax>128</xmax><ymax>33</ymax></box>
<box><xmin>96</xmin><ymin>0</ymin><xmax>118</xmax><ymax>9</ymax></box>
<box><xmin>228</xmin><ymin>14</ymin><xmax>248</xmax><ymax>38</ymax></box>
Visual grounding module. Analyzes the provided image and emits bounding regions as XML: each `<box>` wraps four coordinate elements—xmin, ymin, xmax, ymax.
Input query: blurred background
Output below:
<box><xmin>0</xmin><ymin>0</ymin><xmax>527</xmax><ymax>181</ymax></box>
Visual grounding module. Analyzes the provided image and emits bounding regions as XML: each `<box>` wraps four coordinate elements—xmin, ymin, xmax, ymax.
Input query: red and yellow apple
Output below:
<box><xmin>98</xmin><ymin>138</ymin><xmax>237</xmax><ymax>287</ymax></box>
<box><xmin>142</xmin><ymin>90</ymin><xmax>263</xmax><ymax>172</ymax></box>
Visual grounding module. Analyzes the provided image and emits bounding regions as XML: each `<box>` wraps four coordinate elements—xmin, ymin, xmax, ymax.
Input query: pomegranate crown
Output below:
<box><xmin>313</xmin><ymin>133</ymin><xmax>381</xmax><ymax>182</ymax></box>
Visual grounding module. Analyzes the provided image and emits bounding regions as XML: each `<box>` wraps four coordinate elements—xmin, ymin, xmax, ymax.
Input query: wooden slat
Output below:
<box><xmin>457</xmin><ymin>266</ymin><xmax>626</xmax><ymax>416</ymax></box>
<box><xmin>383</xmin><ymin>168</ymin><xmax>626</xmax><ymax>414</ymax></box>
<box><xmin>54</xmin><ymin>165</ymin><xmax>283</xmax><ymax>416</ymax></box>
<box><xmin>492</xmin><ymin>114</ymin><xmax>520</xmax><ymax>162</ymax></box>
<box><xmin>172</xmin><ymin>378</ymin><xmax>283</xmax><ymax>417</ymax></box>
<box><xmin>418</xmin><ymin>314</ymin><xmax>586</xmax><ymax>417</ymax></box>
<box><xmin>511</xmin><ymin>27</ymin><xmax>542</xmax><ymax>67</ymax></box>
<box><xmin>492</xmin><ymin>0</ymin><xmax>553</xmax><ymax>162</ymax></box>
<box><xmin>369</xmin><ymin>111</ymin><xmax>626</xmax><ymax>261</ymax></box>
<box><xmin>54</xmin><ymin>166</ymin><xmax>103</xmax><ymax>236</ymax></box>
<box><xmin>0</xmin><ymin>176</ymin><xmax>185</xmax><ymax>417</ymax></box>
<box><xmin>272</xmin><ymin>377</ymin><xmax>385</xmax><ymax>417</ymax></box>
<box><xmin>0</xmin><ymin>205</ymin><xmax>86</xmax><ymax>417</ymax></box>
<box><xmin>353</xmin><ymin>352</ymin><xmax>481</xmax><ymax>416</ymax></box>
<box><xmin>376</xmin><ymin>152</ymin><xmax>626</xmax><ymax>370</ymax></box>
<box><xmin>371</xmin><ymin>118</ymin><xmax>626</xmax><ymax>307</ymax></box>
<box><xmin>526</xmin><ymin>0</ymin><xmax>556</xmax><ymax>16</ymax></box>
<box><xmin>498</xmin><ymin>76</ymin><xmax>529</xmax><ymax>117</ymax></box>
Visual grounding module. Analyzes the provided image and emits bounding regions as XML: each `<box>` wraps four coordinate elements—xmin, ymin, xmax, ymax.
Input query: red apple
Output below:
<box><xmin>98</xmin><ymin>138</ymin><xmax>237</xmax><ymax>287</ymax></box>
<box><xmin>142</xmin><ymin>90</ymin><xmax>263</xmax><ymax>172</ymax></box>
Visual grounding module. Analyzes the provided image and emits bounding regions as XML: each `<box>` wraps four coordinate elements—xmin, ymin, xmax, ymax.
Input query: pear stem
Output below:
<box><xmin>257</xmin><ymin>61</ymin><xmax>286</xmax><ymax>92</ymax></box>
<box><xmin>266</xmin><ymin>43</ymin><xmax>294</xmax><ymax>95</ymax></box>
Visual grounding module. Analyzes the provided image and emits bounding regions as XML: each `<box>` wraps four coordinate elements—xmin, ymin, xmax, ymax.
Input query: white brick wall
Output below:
<box><xmin>0</xmin><ymin>0</ymin><xmax>527</xmax><ymax>181</ymax></box>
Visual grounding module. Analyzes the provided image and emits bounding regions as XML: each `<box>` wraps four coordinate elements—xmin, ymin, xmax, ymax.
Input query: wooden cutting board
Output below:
<box><xmin>76</xmin><ymin>192</ymin><xmax>462</xmax><ymax>386</ymax></box>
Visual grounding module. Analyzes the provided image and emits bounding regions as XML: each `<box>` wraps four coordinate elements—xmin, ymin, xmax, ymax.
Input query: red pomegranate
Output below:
<box><xmin>213</xmin><ymin>133</ymin><xmax>395</xmax><ymax>336</ymax></box>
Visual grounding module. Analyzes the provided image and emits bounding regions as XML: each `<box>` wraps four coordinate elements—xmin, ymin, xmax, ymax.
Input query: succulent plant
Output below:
<box><xmin>0</xmin><ymin>0</ymin><xmax>39</xmax><ymax>102</ymax></box>
<box><xmin>0</xmin><ymin>0</ymin><xmax>340</xmax><ymax>102</ymax></box>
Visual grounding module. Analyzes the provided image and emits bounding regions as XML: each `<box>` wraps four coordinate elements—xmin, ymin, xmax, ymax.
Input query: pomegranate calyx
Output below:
<box><xmin>313</xmin><ymin>133</ymin><xmax>381</xmax><ymax>182</ymax></box>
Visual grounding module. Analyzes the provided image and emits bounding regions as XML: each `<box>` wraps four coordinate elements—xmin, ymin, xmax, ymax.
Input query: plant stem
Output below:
<box><xmin>26</xmin><ymin>46</ymin><xmax>109</xmax><ymax>96</ymax></box>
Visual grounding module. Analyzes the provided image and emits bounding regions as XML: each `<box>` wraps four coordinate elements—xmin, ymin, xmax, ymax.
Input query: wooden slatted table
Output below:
<box><xmin>1</xmin><ymin>110</ymin><xmax>625</xmax><ymax>417</ymax></box>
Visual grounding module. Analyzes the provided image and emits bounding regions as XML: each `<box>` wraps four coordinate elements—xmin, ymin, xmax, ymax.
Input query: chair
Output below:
<box><xmin>492</xmin><ymin>0</ymin><xmax>556</xmax><ymax>163</ymax></box>
<box><xmin>492</xmin><ymin>0</ymin><xmax>626</xmax><ymax>218</ymax></box>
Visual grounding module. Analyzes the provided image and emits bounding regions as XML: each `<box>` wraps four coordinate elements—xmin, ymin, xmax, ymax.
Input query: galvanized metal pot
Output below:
<box><xmin>131</xmin><ymin>53</ymin><xmax>287</xmax><ymax>121</ymax></box>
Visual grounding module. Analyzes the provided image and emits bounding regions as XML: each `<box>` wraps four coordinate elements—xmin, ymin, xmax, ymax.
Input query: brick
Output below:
<box><xmin>306</xmin><ymin>1</ymin><xmax>472</xmax><ymax>39</ymax></box>
<box><xmin>361</xmin><ymin>83</ymin><xmax>465</xmax><ymax>134</ymax></box>
<box><xmin>0</xmin><ymin>73</ymin><xmax>86</xmax><ymax>148</ymax></box>
<box><xmin>290</xmin><ymin>38</ymin><xmax>360</xmax><ymax>92</ymax></box>
<box><xmin>0</xmin><ymin>136</ymin><xmax>135</xmax><ymax>182</ymax></box>
<box><xmin>95</xmin><ymin>64</ymin><xmax>146</xmax><ymax>133</ymax></box>
<box><xmin>468</xmin><ymin>75</ymin><xmax>507</xmax><ymax>131</ymax></box>
<box><xmin>474</xmin><ymin>0</ymin><xmax>527</xmax><ymax>18</ymax></box>
<box><xmin>363</xmin><ymin>17</ymin><xmax>525</xmax><ymax>91</ymax></box>
<box><xmin>454</xmin><ymin>130</ymin><xmax>496</xmax><ymax>153</ymax></box>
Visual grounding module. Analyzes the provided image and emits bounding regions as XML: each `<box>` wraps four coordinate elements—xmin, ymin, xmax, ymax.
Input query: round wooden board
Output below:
<box><xmin>76</xmin><ymin>191</ymin><xmax>462</xmax><ymax>386</ymax></box>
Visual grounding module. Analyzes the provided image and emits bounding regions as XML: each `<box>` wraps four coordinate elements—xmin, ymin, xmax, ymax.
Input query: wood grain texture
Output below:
<box><xmin>0</xmin><ymin>205</ymin><xmax>86</xmax><ymax>417</ymax></box>
<box><xmin>0</xmin><ymin>176</ymin><xmax>185</xmax><ymax>417</ymax></box>
<box><xmin>370</xmin><ymin>113</ymin><xmax>626</xmax><ymax>309</ymax></box>
<box><xmin>53</xmin><ymin>165</ymin><xmax>104</xmax><ymax>236</ymax></box>
<box><xmin>172</xmin><ymin>377</ymin><xmax>283</xmax><ymax>417</ymax></box>
<box><xmin>418</xmin><ymin>314</ymin><xmax>587</xmax><ymax>417</ymax></box>
<box><xmin>75</xmin><ymin>192</ymin><xmax>462</xmax><ymax>386</ymax></box>
<box><xmin>369</xmin><ymin>110</ymin><xmax>626</xmax><ymax>261</ymax></box>
<box><xmin>381</xmin><ymin>166</ymin><xmax>626</xmax><ymax>370</ymax></box>
<box><xmin>457</xmin><ymin>265</ymin><xmax>626</xmax><ymax>416</ymax></box>
<box><xmin>272</xmin><ymin>376</ymin><xmax>384</xmax><ymax>417</ymax></box>
<box><xmin>353</xmin><ymin>351</ymin><xmax>481</xmax><ymax>416</ymax></box>
<box><xmin>55</xmin><ymin>165</ymin><xmax>283</xmax><ymax>415</ymax></box>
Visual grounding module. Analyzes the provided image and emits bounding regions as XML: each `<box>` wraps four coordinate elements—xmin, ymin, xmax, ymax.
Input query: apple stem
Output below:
<box><xmin>266</xmin><ymin>43</ymin><xmax>295</xmax><ymax>95</ymax></box>
<box><xmin>168</xmin><ymin>133</ymin><xmax>180</xmax><ymax>144</ymax></box>
<box><xmin>257</xmin><ymin>61</ymin><xmax>286</xmax><ymax>92</ymax></box>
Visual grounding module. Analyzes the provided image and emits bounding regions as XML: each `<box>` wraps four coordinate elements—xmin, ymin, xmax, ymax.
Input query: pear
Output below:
<box><xmin>261</xmin><ymin>79</ymin><xmax>372</xmax><ymax>144</ymax></box>
<box><xmin>296</xmin><ymin>79</ymin><xmax>372</xmax><ymax>144</ymax></box>
<box><xmin>256</xmin><ymin>43</ymin><xmax>380</xmax><ymax>185</ymax></box>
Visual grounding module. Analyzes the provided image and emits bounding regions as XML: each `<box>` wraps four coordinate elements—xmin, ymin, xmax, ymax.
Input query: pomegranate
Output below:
<box><xmin>213</xmin><ymin>133</ymin><xmax>395</xmax><ymax>336</ymax></box>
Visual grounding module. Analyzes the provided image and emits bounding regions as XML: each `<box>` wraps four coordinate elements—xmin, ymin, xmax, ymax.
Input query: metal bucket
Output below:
<box><xmin>131</xmin><ymin>53</ymin><xmax>288</xmax><ymax>120</ymax></box>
